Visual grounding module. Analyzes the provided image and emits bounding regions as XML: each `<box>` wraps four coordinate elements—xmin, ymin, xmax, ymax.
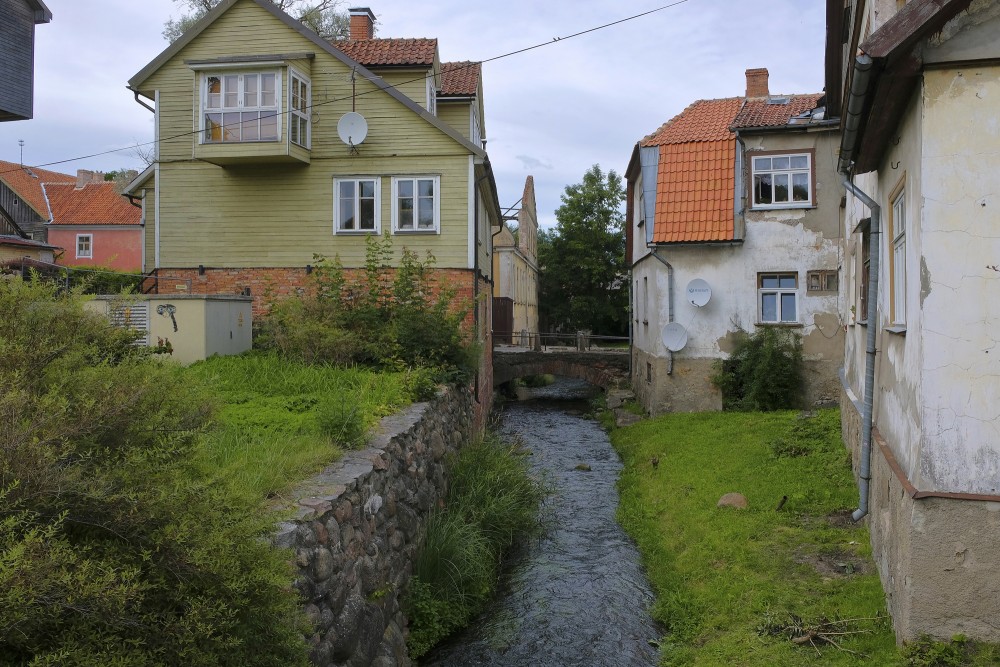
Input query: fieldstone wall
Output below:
<box><xmin>273</xmin><ymin>386</ymin><xmax>475</xmax><ymax>667</ymax></box>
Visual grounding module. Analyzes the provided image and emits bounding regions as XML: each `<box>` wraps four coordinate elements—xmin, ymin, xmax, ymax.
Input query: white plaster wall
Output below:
<box><xmin>917</xmin><ymin>65</ymin><xmax>1000</xmax><ymax>494</ymax></box>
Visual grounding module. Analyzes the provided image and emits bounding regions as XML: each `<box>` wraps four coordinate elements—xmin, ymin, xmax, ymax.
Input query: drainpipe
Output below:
<box><xmin>838</xmin><ymin>53</ymin><xmax>878</xmax><ymax>522</ymax></box>
<box><xmin>127</xmin><ymin>86</ymin><xmax>155</xmax><ymax>113</ymax></box>
<box><xmin>647</xmin><ymin>246</ymin><xmax>674</xmax><ymax>374</ymax></box>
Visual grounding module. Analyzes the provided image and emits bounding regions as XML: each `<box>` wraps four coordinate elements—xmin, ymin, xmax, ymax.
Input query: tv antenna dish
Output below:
<box><xmin>686</xmin><ymin>278</ymin><xmax>712</xmax><ymax>307</ymax></box>
<box><xmin>661</xmin><ymin>322</ymin><xmax>689</xmax><ymax>352</ymax></box>
<box><xmin>337</xmin><ymin>112</ymin><xmax>368</xmax><ymax>153</ymax></box>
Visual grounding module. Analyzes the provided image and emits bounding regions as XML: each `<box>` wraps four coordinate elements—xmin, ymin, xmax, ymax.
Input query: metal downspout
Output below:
<box><xmin>837</xmin><ymin>52</ymin><xmax>878</xmax><ymax>522</ymax></box>
<box><xmin>843</xmin><ymin>178</ymin><xmax>880</xmax><ymax>522</ymax></box>
<box><xmin>647</xmin><ymin>246</ymin><xmax>674</xmax><ymax>374</ymax></box>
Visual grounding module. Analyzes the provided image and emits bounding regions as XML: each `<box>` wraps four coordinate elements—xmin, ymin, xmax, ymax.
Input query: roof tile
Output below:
<box><xmin>44</xmin><ymin>183</ymin><xmax>141</xmax><ymax>226</ymax></box>
<box><xmin>0</xmin><ymin>160</ymin><xmax>75</xmax><ymax>218</ymax></box>
<box><xmin>440</xmin><ymin>61</ymin><xmax>480</xmax><ymax>96</ymax></box>
<box><xmin>331</xmin><ymin>38</ymin><xmax>437</xmax><ymax>66</ymax></box>
<box><xmin>730</xmin><ymin>93</ymin><xmax>823</xmax><ymax>129</ymax></box>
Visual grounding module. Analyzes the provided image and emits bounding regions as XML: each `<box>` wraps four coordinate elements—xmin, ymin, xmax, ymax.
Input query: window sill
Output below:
<box><xmin>755</xmin><ymin>321</ymin><xmax>804</xmax><ymax>328</ymax></box>
<box><xmin>393</xmin><ymin>229</ymin><xmax>439</xmax><ymax>235</ymax></box>
<box><xmin>885</xmin><ymin>325</ymin><xmax>907</xmax><ymax>336</ymax></box>
<box><xmin>751</xmin><ymin>204</ymin><xmax>816</xmax><ymax>211</ymax></box>
<box><xmin>335</xmin><ymin>229</ymin><xmax>380</xmax><ymax>235</ymax></box>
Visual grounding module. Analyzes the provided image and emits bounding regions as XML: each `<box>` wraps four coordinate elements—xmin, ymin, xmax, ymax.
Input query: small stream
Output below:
<box><xmin>422</xmin><ymin>377</ymin><xmax>661</xmax><ymax>667</ymax></box>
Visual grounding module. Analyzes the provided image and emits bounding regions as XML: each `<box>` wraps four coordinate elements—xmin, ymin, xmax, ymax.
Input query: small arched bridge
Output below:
<box><xmin>493</xmin><ymin>348</ymin><xmax>631</xmax><ymax>390</ymax></box>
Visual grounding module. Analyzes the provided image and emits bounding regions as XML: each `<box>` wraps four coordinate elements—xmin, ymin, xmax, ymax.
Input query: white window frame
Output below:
<box><xmin>76</xmin><ymin>233</ymin><xmax>93</xmax><ymax>259</ymax></box>
<box><xmin>426</xmin><ymin>77</ymin><xmax>437</xmax><ymax>115</ymax></box>
<box><xmin>391</xmin><ymin>176</ymin><xmax>441</xmax><ymax>234</ymax></box>
<box><xmin>289</xmin><ymin>68</ymin><xmax>311</xmax><ymax>149</ymax></box>
<box><xmin>751</xmin><ymin>152</ymin><xmax>812</xmax><ymax>208</ymax></box>
<box><xmin>758</xmin><ymin>272</ymin><xmax>798</xmax><ymax>323</ymax></box>
<box><xmin>333</xmin><ymin>177</ymin><xmax>381</xmax><ymax>234</ymax></box>
<box><xmin>891</xmin><ymin>186</ymin><xmax>906</xmax><ymax>325</ymax></box>
<box><xmin>200</xmin><ymin>70</ymin><xmax>281</xmax><ymax>144</ymax></box>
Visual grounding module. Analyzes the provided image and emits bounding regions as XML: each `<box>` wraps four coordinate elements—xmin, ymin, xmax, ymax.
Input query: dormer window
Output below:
<box><xmin>202</xmin><ymin>71</ymin><xmax>279</xmax><ymax>143</ymax></box>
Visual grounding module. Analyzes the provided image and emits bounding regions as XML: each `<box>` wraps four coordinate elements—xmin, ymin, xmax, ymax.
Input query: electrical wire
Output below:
<box><xmin>2</xmin><ymin>0</ymin><xmax>694</xmax><ymax>176</ymax></box>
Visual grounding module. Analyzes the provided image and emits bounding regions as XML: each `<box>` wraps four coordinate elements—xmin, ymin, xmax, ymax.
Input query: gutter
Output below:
<box><xmin>127</xmin><ymin>86</ymin><xmax>155</xmax><ymax>113</ymax></box>
<box><xmin>838</xmin><ymin>53</ymin><xmax>879</xmax><ymax>522</ymax></box>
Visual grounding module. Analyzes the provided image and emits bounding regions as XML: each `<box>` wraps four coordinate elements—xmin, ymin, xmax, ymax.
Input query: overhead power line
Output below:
<box><xmin>2</xmin><ymin>0</ymin><xmax>694</xmax><ymax>176</ymax></box>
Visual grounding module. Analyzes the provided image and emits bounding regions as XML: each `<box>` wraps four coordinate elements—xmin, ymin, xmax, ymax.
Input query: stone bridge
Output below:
<box><xmin>492</xmin><ymin>348</ymin><xmax>631</xmax><ymax>390</ymax></box>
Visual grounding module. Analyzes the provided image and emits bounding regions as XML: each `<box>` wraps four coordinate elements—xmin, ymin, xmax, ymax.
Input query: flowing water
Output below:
<box><xmin>422</xmin><ymin>377</ymin><xmax>661</xmax><ymax>667</ymax></box>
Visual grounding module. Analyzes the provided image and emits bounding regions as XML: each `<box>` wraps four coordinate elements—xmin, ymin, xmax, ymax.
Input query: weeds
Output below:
<box><xmin>712</xmin><ymin>326</ymin><xmax>804</xmax><ymax>411</ymax></box>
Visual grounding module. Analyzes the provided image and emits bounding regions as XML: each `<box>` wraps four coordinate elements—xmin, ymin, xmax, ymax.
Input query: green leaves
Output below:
<box><xmin>539</xmin><ymin>164</ymin><xmax>627</xmax><ymax>335</ymax></box>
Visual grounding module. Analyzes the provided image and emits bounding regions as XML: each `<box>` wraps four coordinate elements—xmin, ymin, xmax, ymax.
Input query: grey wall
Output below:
<box><xmin>0</xmin><ymin>0</ymin><xmax>41</xmax><ymax>121</ymax></box>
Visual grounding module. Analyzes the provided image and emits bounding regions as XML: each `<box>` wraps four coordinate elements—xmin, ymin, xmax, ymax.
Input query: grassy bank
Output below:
<box><xmin>612</xmin><ymin>409</ymin><xmax>898</xmax><ymax>665</ymax></box>
<box><xmin>184</xmin><ymin>352</ymin><xmax>413</xmax><ymax>503</ymax></box>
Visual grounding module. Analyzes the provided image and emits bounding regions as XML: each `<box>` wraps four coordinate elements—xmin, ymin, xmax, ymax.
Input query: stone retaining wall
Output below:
<box><xmin>273</xmin><ymin>386</ymin><xmax>475</xmax><ymax>667</ymax></box>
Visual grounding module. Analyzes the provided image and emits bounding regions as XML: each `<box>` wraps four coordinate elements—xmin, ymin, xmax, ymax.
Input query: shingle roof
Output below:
<box><xmin>730</xmin><ymin>93</ymin><xmax>823</xmax><ymax>129</ymax></box>
<box><xmin>44</xmin><ymin>183</ymin><xmax>141</xmax><ymax>226</ymax></box>
<box><xmin>440</xmin><ymin>61</ymin><xmax>480</xmax><ymax>96</ymax></box>
<box><xmin>0</xmin><ymin>160</ymin><xmax>75</xmax><ymax>218</ymax></box>
<box><xmin>640</xmin><ymin>98</ymin><xmax>742</xmax><ymax>244</ymax></box>
<box><xmin>331</xmin><ymin>38</ymin><xmax>437</xmax><ymax>66</ymax></box>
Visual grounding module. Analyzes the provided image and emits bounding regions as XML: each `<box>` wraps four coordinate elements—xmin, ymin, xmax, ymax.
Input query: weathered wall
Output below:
<box><xmin>48</xmin><ymin>227</ymin><xmax>143</xmax><ymax>272</ymax></box>
<box><xmin>841</xmin><ymin>386</ymin><xmax>1000</xmax><ymax>642</ymax></box>
<box><xmin>275</xmin><ymin>386</ymin><xmax>475</xmax><ymax>667</ymax></box>
<box><xmin>0</xmin><ymin>0</ymin><xmax>39</xmax><ymax>121</ymax></box>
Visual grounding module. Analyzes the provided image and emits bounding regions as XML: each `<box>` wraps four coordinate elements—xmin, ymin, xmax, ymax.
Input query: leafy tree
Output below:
<box><xmin>0</xmin><ymin>278</ymin><xmax>309</xmax><ymax>665</ymax></box>
<box><xmin>163</xmin><ymin>0</ymin><xmax>351</xmax><ymax>42</ymax></box>
<box><xmin>538</xmin><ymin>164</ymin><xmax>627</xmax><ymax>335</ymax></box>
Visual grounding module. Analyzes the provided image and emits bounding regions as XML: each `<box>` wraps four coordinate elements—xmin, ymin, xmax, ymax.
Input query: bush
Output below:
<box><xmin>261</xmin><ymin>235</ymin><xmax>475</xmax><ymax>378</ymax></box>
<box><xmin>403</xmin><ymin>434</ymin><xmax>544</xmax><ymax>658</ymax></box>
<box><xmin>0</xmin><ymin>278</ymin><xmax>309</xmax><ymax>666</ymax></box>
<box><xmin>712</xmin><ymin>326</ymin><xmax>804</xmax><ymax>411</ymax></box>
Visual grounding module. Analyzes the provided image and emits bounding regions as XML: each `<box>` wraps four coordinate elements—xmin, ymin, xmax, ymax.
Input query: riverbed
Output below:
<box><xmin>422</xmin><ymin>378</ymin><xmax>661</xmax><ymax>666</ymax></box>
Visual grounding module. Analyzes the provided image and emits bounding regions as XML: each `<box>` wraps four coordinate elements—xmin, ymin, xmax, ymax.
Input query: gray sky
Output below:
<box><xmin>3</xmin><ymin>0</ymin><xmax>826</xmax><ymax>228</ymax></box>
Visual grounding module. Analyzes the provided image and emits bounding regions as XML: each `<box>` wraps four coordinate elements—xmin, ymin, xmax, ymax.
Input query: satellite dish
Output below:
<box><xmin>337</xmin><ymin>112</ymin><xmax>368</xmax><ymax>146</ymax></box>
<box><xmin>661</xmin><ymin>322</ymin><xmax>688</xmax><ymax>352</ymax></box>
<box><xmin>686</xmin><ymin>278</ymin><xmax>712</xmax><ymax>307</ymax></box>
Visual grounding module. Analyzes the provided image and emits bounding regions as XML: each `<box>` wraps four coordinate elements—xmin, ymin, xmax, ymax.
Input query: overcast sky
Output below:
<box><xmin>3</xmin><ymin>0</ymin><xmax>826</xmax><ymax>228</ymax></box>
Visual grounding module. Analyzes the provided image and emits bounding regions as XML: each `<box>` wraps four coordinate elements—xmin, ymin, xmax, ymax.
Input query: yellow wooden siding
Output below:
<box><xmin>0</xmin><ymin>246</ymin><xmax>45</xmax><ymax>262</ymax></box>
<box><xmin>437</xmin><ymin>103</ymin><xmax>471</xmax><ymax>140</ymax></box>
<box><xmin>140</xmin><ymin>0</ymin><xmax>479</xmax><ymax>270</ymax></box>
<box><xmin>377</xmin><ymin>70</ymin><xmax>432</xmax><ymax>111</ymax></box>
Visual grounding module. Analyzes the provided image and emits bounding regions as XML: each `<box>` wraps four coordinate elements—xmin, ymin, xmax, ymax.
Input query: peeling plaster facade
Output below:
<box><xmin>628</xmin><ymin>117</ymin><xmax>843</xmax><ymax>415</ymax></box>
<box><xmin>835</xmin><ymin>0</ymin><xmax>1000</xmax><ymax>642</ymax></box>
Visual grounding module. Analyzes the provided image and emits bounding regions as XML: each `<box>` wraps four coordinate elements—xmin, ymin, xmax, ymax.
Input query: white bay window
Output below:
<box><xmin>202</xmin><ymin>71</ymin><xmax>279</xmax><ymax>143</ymax></box>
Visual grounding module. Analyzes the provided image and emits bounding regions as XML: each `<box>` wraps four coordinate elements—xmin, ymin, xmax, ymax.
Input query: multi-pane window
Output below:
<box><xmin>891</xmin><ymin>188</ymin><xmax>906</xmax><ymax>324</ymax></box>
<box><xmin>289</xmin><ymin>71</ymin><xmax>310</xmax><ymax>148</ymax></box>
<box><xmin>76</xmin><ymin>234</ymin><xmax>92</xmax><ymax>259</ymax></box>
<box><xmin>859</xmin><ymin>220</ymin><xmax>871</xmax><ymax>323</ymax></box>
<box><xmin>334</xmin><ymin>178</ymin><xmax>379</xmax><ymax>233</ymax></box>
<box><xmin>752</xmin><ymin>153</ymin><xmax>811</xmax><ymax>207</ymax></box>
<box><xmin>392</xmin><ymin>176</ymin><xmax>439</xmax><ymax>232</ymax></box>
<box><xmin>203</xmin><ymin>71</ymin><xmax>278</xmax><ymax>143</ymax></box>
<box><xmin>758</xmin><ymin>272</ymin><xmax>798</xmax><ymax>323</ymax></box>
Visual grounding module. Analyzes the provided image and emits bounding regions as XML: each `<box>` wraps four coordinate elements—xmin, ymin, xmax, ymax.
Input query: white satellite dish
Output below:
<box><xmin>661</xmin><ymin>322</ymin><xmax>689</xmax><ymax>352</ymax></box>
<box><xmin>337</xmin><ymin>112</ymin><xmax>368</xmax><ymax>146</ymax></box>
<box><xmin>686</xmin><ymin>278</ymin><xmax>712</xmax><ymax>307</ymax></box>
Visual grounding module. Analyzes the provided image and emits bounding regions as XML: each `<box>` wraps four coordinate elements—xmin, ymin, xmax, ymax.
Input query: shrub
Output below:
<box><xmin>261</xmin><ymin>235</ymin><xmax>475</xmax><ymax>377</ymax></box>
<box><xmin>403</xmin><ymin>433</ymin><xmax>544</xmax><ymax>658</ymax></box>
<box><xmin>712</xmin><ymin>326</ymin><xmax>804</xmax><ymax>411</ymax></box>
<box><xmin>0</xmin><ymin>278</ymin><xmax>309</xmax><ymax>666</ymax></box>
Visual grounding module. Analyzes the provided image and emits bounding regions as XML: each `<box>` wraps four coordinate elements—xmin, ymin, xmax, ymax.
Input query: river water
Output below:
<box><xmin>422</xmin><ymin>378</ymin><xmax>661</xmax><ymax>667</ymax></box>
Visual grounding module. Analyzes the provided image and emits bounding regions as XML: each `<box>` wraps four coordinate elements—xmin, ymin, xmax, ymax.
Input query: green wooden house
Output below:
<box><xmin>123</xmin><ymin>0</ymin><xmax>501</xmax><ymax>343</ymax></box>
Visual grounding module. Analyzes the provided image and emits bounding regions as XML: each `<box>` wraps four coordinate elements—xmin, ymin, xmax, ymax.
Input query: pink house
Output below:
<box><xmin>45</xmin><ymin>171</ymin><xmax>142</xmax><ymax>271</ymax></box>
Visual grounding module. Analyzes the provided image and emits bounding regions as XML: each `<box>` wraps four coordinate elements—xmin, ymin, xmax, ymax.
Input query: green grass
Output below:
<box><xmin>612</xmin><ymin>409</ymin><xmax>899</xmax><ymax>666</ymax></box>
<box><xmin>183</xmin><ymin>352</ymin><xmax>412</xmax><ymax>502</ymax></box>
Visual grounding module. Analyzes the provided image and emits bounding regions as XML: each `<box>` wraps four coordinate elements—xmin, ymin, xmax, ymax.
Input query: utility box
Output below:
<box><xmin>86</xmin><ymin>294</ymin><xmax>252</xmax><ymax>365</ymax></box>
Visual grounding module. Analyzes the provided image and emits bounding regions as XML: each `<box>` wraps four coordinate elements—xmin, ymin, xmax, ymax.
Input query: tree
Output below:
<box><xmin>163</xmin><ymin>0</ymin><xmax>351</xmax><ymax>42</ymax></box>
<box><xmin>538</xmin><ymin>164</ymin><xmax>627</xmax><ymax>335</ymax></box>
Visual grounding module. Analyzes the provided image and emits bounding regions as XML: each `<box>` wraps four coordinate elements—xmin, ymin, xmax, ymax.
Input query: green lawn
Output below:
<box><xmin>183</xmin><ymin>352</ymin><xmax>412</xmax><ymax>503</ymax></box>
<box><xmin>611</xmin><ymin>409</ymin><xmax>900</xmax><ymax>666</ymax></box>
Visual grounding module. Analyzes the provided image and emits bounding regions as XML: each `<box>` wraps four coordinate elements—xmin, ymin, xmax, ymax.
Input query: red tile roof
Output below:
<box><xmin>44</xmin><ymin>183</ymin><xmax>141</xmax><ymax>226</ymax></box>
<box><xmin>0</xmin><ymin>160</ymin><xmax>75</xmax><ymax>218</ymax></box>
<box><xmin>730</xmin><ymin>93</ymin><xmax>823</xmax><ymax>129</ymax></box>
<box><xmin>640</xmin><ymin>98</ymin><xmax>743</xmax><ymax>244</ymax></box>
<box><xmin>331</xmin><ymin>38</ymin><xmax>437</xmax><ymax>66</ymax></box>
<box><xmin>440</xmin><ymin>61</ymin><xmax>480</xmax><ymax>96</ymax></box>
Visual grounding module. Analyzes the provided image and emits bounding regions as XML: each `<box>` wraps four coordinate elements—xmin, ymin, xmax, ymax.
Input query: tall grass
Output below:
<box><xmin>405</xmin><ymin>434</ymin><xmax>545</xmax><ymax>659</ymax></box>
<box><xmin>183</xmin><ymin>352</ymin><xmax>412</xmax><ymax>502</ymax></box>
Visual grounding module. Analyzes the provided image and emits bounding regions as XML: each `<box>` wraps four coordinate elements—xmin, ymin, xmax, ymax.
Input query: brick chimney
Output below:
<box><xmin>745</xmin><ymin>68</ymin><xmax>769</xmax><ymax>99</ymax></box>
<box><xmin>75</xmin><ymin>169</ymin><xmax>104</xmax><ymax>189</ymax></box>
<box><xmin>348</xmin><ymin>7</ymin><xmax>375</xmax><ymax>40</ymax></box>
